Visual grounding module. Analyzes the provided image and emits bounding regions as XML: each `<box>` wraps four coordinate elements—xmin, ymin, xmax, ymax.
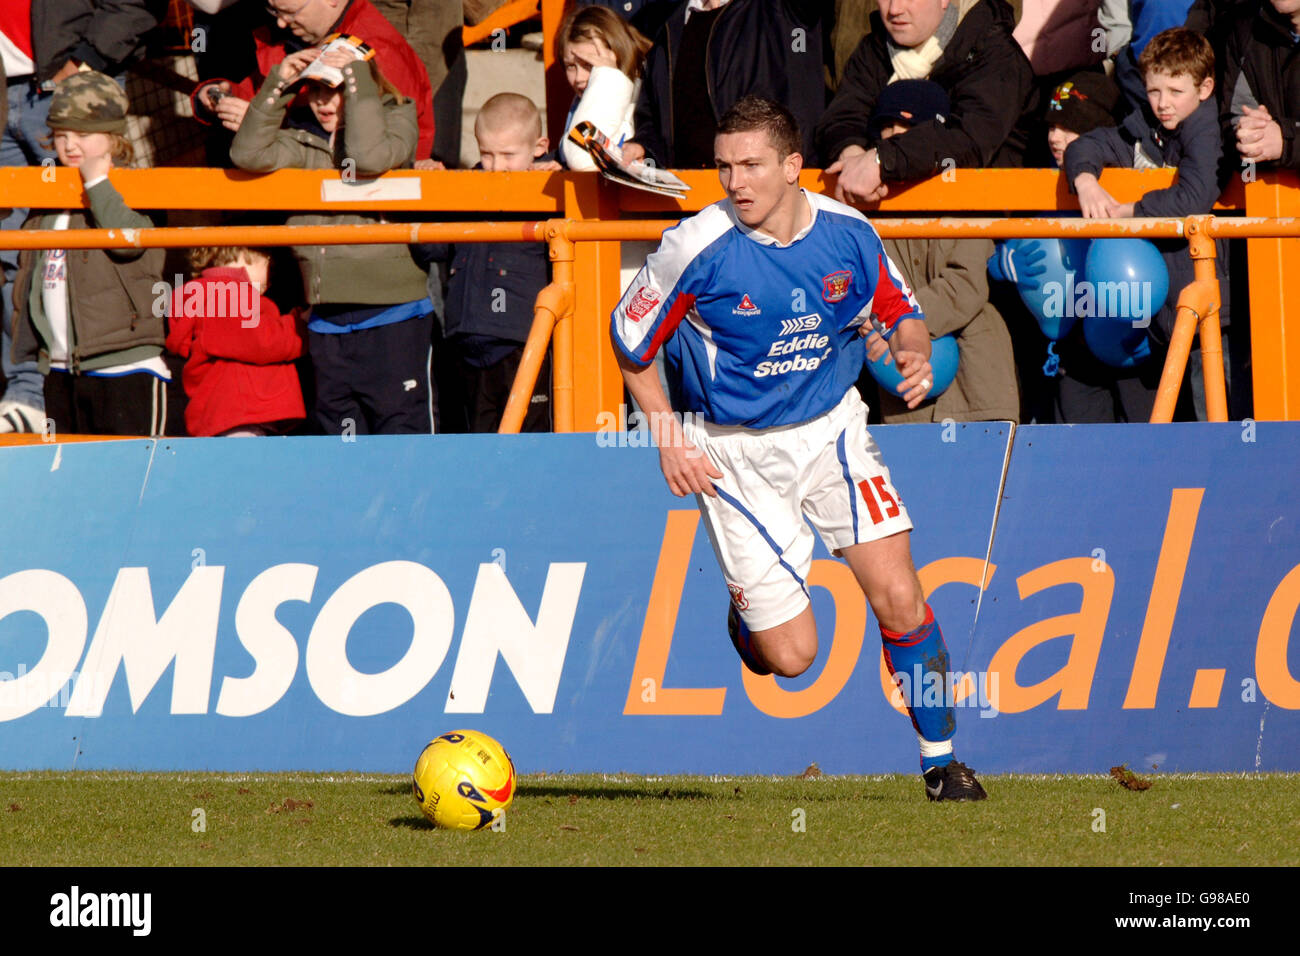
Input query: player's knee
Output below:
<box><xmin>766</xmin><ymin>644</ymin><xmax>817</xmax><ymax>678</ymax></box>
<box><xmin>876</xmin><ymin>586</ymin><xmax>926</xmax><ymax>634</ymax></box>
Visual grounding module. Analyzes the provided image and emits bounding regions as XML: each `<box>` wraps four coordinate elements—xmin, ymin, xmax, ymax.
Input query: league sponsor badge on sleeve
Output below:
<box><xmin>626</xmin><ymin>286</ymin><xmax>661</xmax><ymax>323</ymax></box>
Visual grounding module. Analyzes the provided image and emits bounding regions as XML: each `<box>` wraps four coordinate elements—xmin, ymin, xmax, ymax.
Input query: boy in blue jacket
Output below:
<box><xmin>422</xmin><ymin>93</ymin><xmax>555</xmax><ymax>432</ymax></box>
<box><xmin>1064</xmin><ymin>27</ymin><xmax>1233</xmax><ymax>420</ymax></box>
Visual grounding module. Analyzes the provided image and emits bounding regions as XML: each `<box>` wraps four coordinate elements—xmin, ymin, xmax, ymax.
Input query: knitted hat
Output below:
<box><xmin>1045</xmin><ymin>70</ymin><xmax>1120</xmax><ymax>135</ymax></box>
<box><xmin>47</xmin><ymin>72</ymin><xmax>130</xmax><ymax>134</ymax></box>
<box><xmin>869</xmin><ymin>79</ymin><xmax>950</xmax><ymax>136</ymax></box>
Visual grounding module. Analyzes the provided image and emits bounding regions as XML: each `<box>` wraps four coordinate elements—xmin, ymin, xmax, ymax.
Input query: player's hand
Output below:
<box><xmin>659</xmin><ymin>438</ymin><xmax>723</xmax><ymax>498</ymax></box>
<box><xmin>861</xmin><ymin>328</ymin><xmax>889</xmax><ymax>362</ymax></box>
<box><xmin>827</xmin><ymin>146</ymin><xmax>887</xmax><ymax>205</ymax></box>
<box><xmin>1075</xmin><ymin>174</ymin><xmax>1121</xmax><ymax>218</ymax></box>
<box><xmin>1237</xmin><ymin>104</ymin><xmax>1284</xmax><ymax>163</ymax></box>
<box><xmin>892</xmin><ymin>347</ymin><xmax>934</xmax><ymax>409</ymax></box>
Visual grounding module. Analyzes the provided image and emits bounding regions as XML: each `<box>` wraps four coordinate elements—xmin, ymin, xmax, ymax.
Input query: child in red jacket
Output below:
<box><xmin>167</xmin><ymin>247</ymin><xmax>306</xmax><ymax>436</ymax></box>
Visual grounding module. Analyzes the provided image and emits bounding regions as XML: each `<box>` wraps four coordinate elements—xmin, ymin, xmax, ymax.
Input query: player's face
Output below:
<box><xmin>1145</xmin><ymin>70</ymin><xmax>1213</xmax><ymax>130</ymax></box>
<box><xmin>879</xmin><ymin>0</ymin><xmax>950</xmax><ymax>49</ymax></box>
<box><xmin>715</xmin><ymin>130</ymin><xmax>801</xmax><ymax>232</ymax></box>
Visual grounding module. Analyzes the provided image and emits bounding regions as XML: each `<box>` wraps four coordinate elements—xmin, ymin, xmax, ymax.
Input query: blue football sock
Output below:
<box><xmin>880</xmin><ymin>603</ymin><xmax>957</xmax><ymax>772</ymax></box>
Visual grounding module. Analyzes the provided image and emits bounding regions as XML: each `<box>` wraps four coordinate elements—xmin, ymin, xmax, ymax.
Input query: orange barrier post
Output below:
<box><xmin>1149</xmin><ymin>216</ymin><xmax>1225</xmax><ymax>423</ymax></box>
<box><xmin>1150</xmin><ymin>280</ymin><xmax>1218</xmax><ymax>423</ymax></box>
<box><xmin>1188</xmin><ymin>216</ymin><xmax>1228</xmax><ymax>422</ymax></box>
<box><xmin>500</xmin><ymin>281</ymin><xmax>569</xmax><ymax>434</ymax></box>
<box><xmin>546</xmin><ymin>221</ymin><xmax>576</xmax><ymax>432</ymax></box>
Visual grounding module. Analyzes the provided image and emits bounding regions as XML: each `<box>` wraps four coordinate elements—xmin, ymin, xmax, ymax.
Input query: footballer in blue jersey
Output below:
<box><xmin>612</xmin><ymin>96</ymin><xmax>987</xmax><ymax>801</ymax></box>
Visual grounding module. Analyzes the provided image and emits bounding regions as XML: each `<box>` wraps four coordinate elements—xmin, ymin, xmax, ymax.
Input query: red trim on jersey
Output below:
<box><xmin>871</xmin><ymin>252</ymin><xmax>918</xmax><ymax>334</ymax></box>
<box><xmin>0</xmin><ymin>2</ymin><xmax>34</xmax><ymax>60</ymax></box>
<box><xmin>639</xmin><ymin>292</ymin><xmax>697</xmax><ymax>362</ymax></box>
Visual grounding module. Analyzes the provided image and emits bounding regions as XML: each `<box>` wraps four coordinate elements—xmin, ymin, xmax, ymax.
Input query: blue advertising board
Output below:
<box><xmin>0</xmin><ymin>422</ymin><xmax>1295</xmax><ymax>774</ymax></box>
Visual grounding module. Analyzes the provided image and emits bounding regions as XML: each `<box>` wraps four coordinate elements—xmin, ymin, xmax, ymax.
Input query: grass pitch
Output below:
<box><xmin>2</xmin><ymin>771</ymin><xmax>1296</xmax><ymax>867</ymax></box>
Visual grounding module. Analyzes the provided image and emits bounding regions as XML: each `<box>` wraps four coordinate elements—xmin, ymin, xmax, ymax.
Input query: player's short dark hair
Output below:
<box><xmin>1138</xmin><ymin>27</ymin><xmax>1214</xmax><ymax>86</ymax></box>
<box><xmin>716</xmin><ymin>96</ymin><xmax>802</xmax><ymax>160</ymax></box>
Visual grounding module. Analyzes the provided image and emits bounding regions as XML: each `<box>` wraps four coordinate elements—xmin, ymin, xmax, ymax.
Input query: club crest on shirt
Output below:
<box><xmin>822</xmin><ymin>270</ymin><xmax>852</xmax><ymax>303</ymax></box>
<box><xmin>733</xmin><ymin>293</ymin><xmax>761</xmax><ymax>316</ymax></box>
<box><xmin>727</xmin><ymin>583</ymin><xmax>749</xmax><ymax>610</ymax></box>
<box><xmin>626</xmin><ymin>286</ymin><xmax>661</xmax><ymax>323</ymax></box>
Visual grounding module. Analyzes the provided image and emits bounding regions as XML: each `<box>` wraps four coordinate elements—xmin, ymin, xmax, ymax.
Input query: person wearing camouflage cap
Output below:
<box><xmin>7</xmin><ymin>68</ymin><xmax>172</xmax><ymax>437</ymax></box>
<box><xmin>46</xmin><ymin>70</ymin><xmax>130</xmax><ymax>135</ymax></box>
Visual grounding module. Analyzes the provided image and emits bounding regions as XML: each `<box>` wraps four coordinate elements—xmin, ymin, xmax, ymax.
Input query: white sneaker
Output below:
<box><xmin>0</xmin><ymin>400</ymin><xmax>44</xmax><ymax>434</ymax></box>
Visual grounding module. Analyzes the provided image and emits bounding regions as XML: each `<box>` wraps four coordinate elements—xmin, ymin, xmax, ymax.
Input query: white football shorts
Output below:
<box><xmin>685</xmin><ymin>388</ymin><xmax>913</xmax><ymax>632</ymax></box>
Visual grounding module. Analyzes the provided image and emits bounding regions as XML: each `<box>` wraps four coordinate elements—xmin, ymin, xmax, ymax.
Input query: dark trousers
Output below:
<box><xmin>309</xmin><ymin>314</ymin><xmax>434</xmax><ymax>435</ymax></box>
<box><xmin>448</xmin><ymin>343</ymin><xmax>552</xmax><ymax>433</ymax></box>
<box><xmin>43</xmin><ymin>371</ymin><xmax>168</xmax><ymax>437</ymax></box>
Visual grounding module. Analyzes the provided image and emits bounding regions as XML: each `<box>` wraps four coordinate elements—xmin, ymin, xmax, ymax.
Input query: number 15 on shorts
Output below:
<box><xmin>858</xmin><ymin>476</ymin><xmax>901</xmax><ymax>526</ymax></box>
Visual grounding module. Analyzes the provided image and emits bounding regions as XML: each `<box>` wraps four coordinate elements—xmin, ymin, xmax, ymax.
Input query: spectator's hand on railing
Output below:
<box><xmin>827</xmin><ymin>145</ymin><xmax>888</xmax><ymax>205</ymax></box>
<box><xmin>414</xmin><ymin>158</ymin><xmax>446</xmax><ymax>170</ymax></box>
<box><xmin>530</xmin><ymin>159</ymin><xmax>562</xmax><ymax>171</ymax></box>
<box><xmin>1074</xmin><ymin>173</ymin><xmax>1121</xmax><ymax>218</ymax></box>
<box><xmin>1238</xmin><ymin>104</ymin><xmax>1284</xmax><ymax>164</ymax></box>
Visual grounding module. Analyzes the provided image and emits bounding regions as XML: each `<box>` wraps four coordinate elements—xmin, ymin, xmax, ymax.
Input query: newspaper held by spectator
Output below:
<box><xmin>299</xmin><ymin>34</ymin><xmax>376</xmax><ymax>88</ymax></box>
<box><xmin>567</xmin><ymin>121</ymin><xmax>690</xmax><ymax>198</ymax></box>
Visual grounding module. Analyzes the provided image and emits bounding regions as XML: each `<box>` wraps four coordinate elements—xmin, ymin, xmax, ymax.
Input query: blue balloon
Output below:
<box><xmin>1082</xmin><ymin>238</ymin><xmax>1169</xmax><ymax>326</ymax></box>
<box><xmin>928</xmin><ymin>334</ymin><xmax>959</xmax><ymax>397</ymax></box>
<box><xmin>867</xmin><ymin>333</ymin><xmax>959</xmax><ymax>398</ymax></box>
<box><xmin>1083</xmin><ymin>317</ymin><xmax>1152</xmax><ymax>368</ymax></box>
<box><xmin>1013</xmin><ymin>238</ymin><xmax>1092</xmax><ymax>341</ymax></box>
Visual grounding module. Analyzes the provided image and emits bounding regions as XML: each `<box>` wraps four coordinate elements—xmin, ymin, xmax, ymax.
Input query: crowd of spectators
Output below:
<box><xmin>0</xmin><ymin>0</ymin><xmax>1282</xmax><ymax>436</ymax></box>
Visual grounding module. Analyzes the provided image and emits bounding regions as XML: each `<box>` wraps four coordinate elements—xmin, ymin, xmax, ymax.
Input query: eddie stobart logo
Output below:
<box><xmin>754</xmin><ymin>313</ymin><xmax>832</xmax><ymax>378</ymax></box>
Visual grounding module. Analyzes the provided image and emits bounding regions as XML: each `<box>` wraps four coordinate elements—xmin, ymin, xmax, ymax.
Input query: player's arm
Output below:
<box><xmin>888</xmin><ymin>317</ymin><xmax>935</xmax><ymax>410</ymax></box>
<box><xmin>617</xmin><ymin>352</ymin><xmax>722</xmax><ymax>498</ymax></box>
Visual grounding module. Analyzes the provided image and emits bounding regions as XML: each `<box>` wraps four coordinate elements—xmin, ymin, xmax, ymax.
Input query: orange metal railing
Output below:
<box><xmin>4</xmin><ymin>165</ymin><xmax>1298</xmax><ymax>428</ymax></box>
